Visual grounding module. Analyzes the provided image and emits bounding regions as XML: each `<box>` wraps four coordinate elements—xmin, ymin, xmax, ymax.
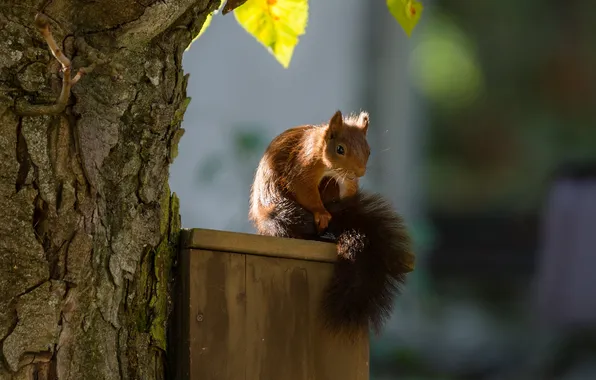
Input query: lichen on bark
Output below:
<box><xmin>0</xmin><ymin>0</ymin><xmax>220</xmax><ymax>379</ymax></box>
<box><xmin>150</xmin><ymin>189</ymin><xmax>181</xmax><ymax>350</ymax></box>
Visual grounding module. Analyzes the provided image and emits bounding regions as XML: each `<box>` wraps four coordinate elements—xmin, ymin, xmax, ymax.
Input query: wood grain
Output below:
<box><xmin>184</xmin><ymin>228</ymin><xmax>338</xmax><ymax>263</ymax></box>
<box><xmin>173</xmin><ymin>249</ymin><xmax>191</xmax><ymax>380</ymax></box>
<box><xmin>187</xmin><ymin>249</ymin><xmax>247</xmax><ymax>380</ymax></box>
<box><xmin>245</xmin><ymin>254</ymin><xmax>369</xmax><ymax>380</ymax></box>
<box><xmin>179</xmin><ymin>232</ymin><xmax>372</xmax><ymax>379</ymax></box>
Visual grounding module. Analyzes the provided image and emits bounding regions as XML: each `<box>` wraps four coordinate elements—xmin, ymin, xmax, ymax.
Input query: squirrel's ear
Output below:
<box><xmin>358</xmin><ymin>111</ymin><xmax>369</xmax><ymax>134</ymax></box>
<box><xmin>326</xmin><ymin>110</ymin><xmax>343</xmax><ymax>138</ymax></box>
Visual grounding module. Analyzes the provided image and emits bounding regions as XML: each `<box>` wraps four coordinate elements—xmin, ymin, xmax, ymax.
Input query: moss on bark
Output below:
<box><xmin>0</xmin><ymin>0</ymin><xmax>220</xmax><ymax>379</ymax></box>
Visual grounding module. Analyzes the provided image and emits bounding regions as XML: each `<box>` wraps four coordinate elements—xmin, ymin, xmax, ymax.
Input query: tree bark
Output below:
<box><xmin>0</xmin><ymin>1</ymin><xmax>217</xmax><ymax>379</ymax></box>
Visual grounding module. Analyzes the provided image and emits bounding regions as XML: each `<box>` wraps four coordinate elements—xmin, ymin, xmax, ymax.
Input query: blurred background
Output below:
<box><xmin>170</xmin><ymin>0</ymin><xmax>596</xmax><ymax>378</ymax></box>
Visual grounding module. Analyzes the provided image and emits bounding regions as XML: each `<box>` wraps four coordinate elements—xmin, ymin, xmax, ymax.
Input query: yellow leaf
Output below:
<box><xmin>234</xmin><ymin>0</ymin><xmax>309</xmax><ymax>68</ymax></box>
<box><xmin>187</xmin><ymin>2</ymin><xmax>223</xmax><ymax>51</ymax></box>
<box><xmin>196</xmin><ymin>13</ymin><xmax>214</xmax><ymax>39</ymax></box>
<box><xmin>387</xmin><ymin>0</ymin><xmax>423</xmax><ymax>37</ymax></box>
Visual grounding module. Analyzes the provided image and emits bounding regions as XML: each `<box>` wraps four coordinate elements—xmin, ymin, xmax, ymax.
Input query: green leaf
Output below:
<box><xmin>234</xmin><ymin>0</ymin><xmax>309</xmax><ymax>68</ymax></box>
<box><xmin>387</xmin><ymin>0</ymin><xmax>423</xmax><ymax>37</ymax></box>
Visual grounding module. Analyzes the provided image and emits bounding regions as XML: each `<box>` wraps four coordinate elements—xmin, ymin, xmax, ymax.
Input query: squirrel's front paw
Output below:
<box><xmin>314</xmin><ymin>211</ymin><xmax>332</xmax><ymax>232</ymax></box>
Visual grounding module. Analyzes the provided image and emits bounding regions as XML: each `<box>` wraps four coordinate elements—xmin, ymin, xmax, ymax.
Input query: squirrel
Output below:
<box><xmin>249</xmin><ymin>110</ymin><xmax>414</xmax><ymax>340</ymax></box>
<box><xmin>249</xmin><ymin>110</ymin><xmax>369</xmax><ymax>233</ymax></box>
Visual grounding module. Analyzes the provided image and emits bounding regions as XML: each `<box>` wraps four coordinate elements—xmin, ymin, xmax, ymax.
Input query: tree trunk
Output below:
<box><xmin>0</xmin><ymin>1</ymin><xmax>217</xmax><ymax>379</ymax></box>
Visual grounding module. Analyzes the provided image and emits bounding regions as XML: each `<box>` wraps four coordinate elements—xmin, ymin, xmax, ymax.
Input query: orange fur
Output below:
<box><xmin>249</xmin><ymin>110</ymin><xmax>370</xmax><ymax>233</ymax></box>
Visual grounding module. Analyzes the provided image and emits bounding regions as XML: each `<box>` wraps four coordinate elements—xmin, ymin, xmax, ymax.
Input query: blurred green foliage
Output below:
<box><xmin>195</xmin><ymin>125</ymin><xmax>268</xmax><ymax>187</ymax></box>
<box><xmin>419</xmin><ymin>1</ymin><xmax>596</xmax><ymax>214</ymax></box>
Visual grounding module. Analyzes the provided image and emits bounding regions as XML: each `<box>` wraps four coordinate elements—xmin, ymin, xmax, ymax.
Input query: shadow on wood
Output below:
<box><xmin>173</xmin><ymin>228</ymin><xmax>369</xmax><ymax>380</ymax></box>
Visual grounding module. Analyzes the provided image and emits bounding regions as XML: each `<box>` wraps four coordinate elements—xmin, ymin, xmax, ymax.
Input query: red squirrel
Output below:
<box><xmin>249</xmin><ymin>110</ymin><xmax>370</xmax><ymax>234</ymax></box>
<box><xmin>248</xmin><ymin>110</ymin><xmax>414</xmax><ymax>339</ymax></box>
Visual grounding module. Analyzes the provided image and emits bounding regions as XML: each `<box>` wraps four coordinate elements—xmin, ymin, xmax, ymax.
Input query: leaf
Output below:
<box><xmin>234</xmin><ymin>0</ymin><xmax>308</xmax><ymax>68</ymax></box>
<box><xmin>196</xmin><ymin>12</ymin><xmax>214</xmax><ymax>39</ymax></box>
<box><xmin>187</xmin><ymin>1</ymin><xmax>224</xmax><ymax>50</ymax></box>
<box><xmin>387</xmin><ymin>0</ymin><xmax>423</xmax><ymax>37</ymax></box>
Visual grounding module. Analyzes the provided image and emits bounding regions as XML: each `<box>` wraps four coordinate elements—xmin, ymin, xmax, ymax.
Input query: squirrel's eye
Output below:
<box><xmin>336</xmin><ymin>145</ymin><xmax>345</xmax><ymax>155</ymax></box>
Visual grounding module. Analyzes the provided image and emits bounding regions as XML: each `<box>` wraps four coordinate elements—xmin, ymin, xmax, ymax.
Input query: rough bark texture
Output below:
<box><xmin>0</xmin><ymin>0</ymin><xmax>218</xmax><ymax>379</ymax></box>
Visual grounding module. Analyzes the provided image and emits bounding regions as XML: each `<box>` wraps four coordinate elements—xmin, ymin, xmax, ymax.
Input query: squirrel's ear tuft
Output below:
<box><xmin>327</xmin><ymin>110</ymin><xmax>343</xmax><ymax>138</ymax></box>
<box><xmin>358</xmin><ymin>111</ymin><xmax>369</xmax><ymax>134</ymax></box>
<box><xmin>330</xmin><ymin>110</ymin><xmax>343</xmax><ymax>127</ymax></box>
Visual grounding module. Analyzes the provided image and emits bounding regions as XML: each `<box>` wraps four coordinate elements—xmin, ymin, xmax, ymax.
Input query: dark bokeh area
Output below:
<box><xmin>371</xmin><ymin>1</ymin><xmax>596</xmax><ymax>379</ymax></box>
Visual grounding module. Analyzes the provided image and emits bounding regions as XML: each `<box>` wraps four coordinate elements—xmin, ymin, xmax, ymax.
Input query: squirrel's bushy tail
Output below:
<box><xmin>256</xmin><ymin>191</ymin><xmax>414</xmax><ymax>339</ymax></box>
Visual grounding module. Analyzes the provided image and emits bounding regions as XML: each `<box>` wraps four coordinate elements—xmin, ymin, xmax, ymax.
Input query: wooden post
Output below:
<box><xmin>174</xmin><ymin>228</ymin><xmax>370</xmax><ymax>380</ymax></box>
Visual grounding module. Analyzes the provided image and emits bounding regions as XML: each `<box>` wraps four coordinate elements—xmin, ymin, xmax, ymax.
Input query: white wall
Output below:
<box><xmin>170</xmin><ymin>0</ymin><xmax>424</xmax><ymax>235</ymax></box>
<box><xmin>169</xmin><ymin>0</ymin><xmax>429</xmax><ymax>363</ymax></box>
<box><xmin>170</xmin><ymin>0</ymin><xmax>370</xmax><ymax>232</ymax></box>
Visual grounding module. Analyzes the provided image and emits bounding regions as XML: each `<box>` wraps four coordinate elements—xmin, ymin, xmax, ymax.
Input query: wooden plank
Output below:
<box><xmin>183</xmin><ymin>228</ymin><xmax>338</xmax><ymax>263</ymax></box>
<box><xmin>245</xmin><ymin>255</ymin><xmax>369</xmax><ymax>380</ymax></box>
<box><xmin>172</xmin><ymin>249</ymin><xmax>191</xmax><ymax>380</ymax></box>
<box><xmin>188</xmin><ymin>249</ymin><xmax>246</xmax><ymax>380</ymax></box>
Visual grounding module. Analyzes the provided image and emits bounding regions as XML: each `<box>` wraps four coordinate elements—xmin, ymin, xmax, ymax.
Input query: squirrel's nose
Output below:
<box><xmin>356</xmin><ymin>166</ymin><xmax>366</xmax><ymax>177</ymax></box>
